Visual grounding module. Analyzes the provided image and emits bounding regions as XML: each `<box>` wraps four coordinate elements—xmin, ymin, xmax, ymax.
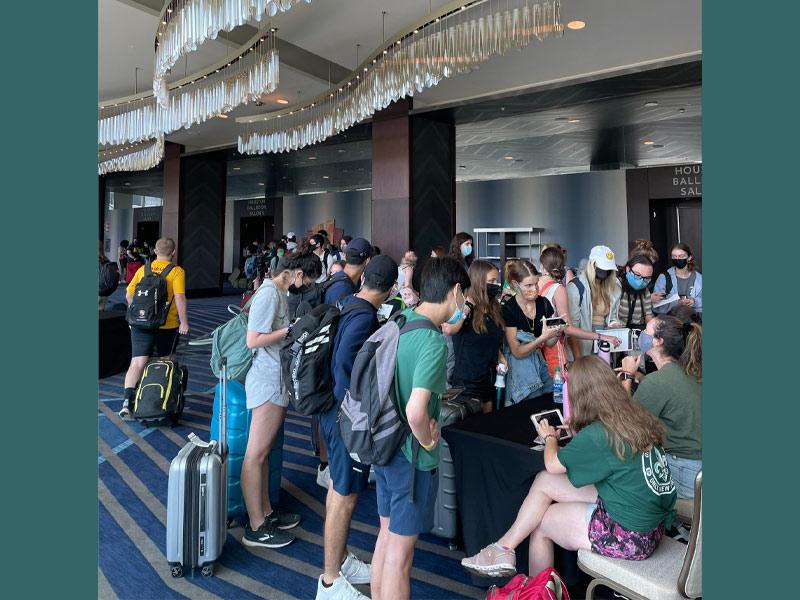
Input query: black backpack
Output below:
<box><xmin>99</xmin><ymin>261</ymin><xmax>119</xmax><ymax>297</ymax></box>
<box><xmin>133</xmin><ymin>357</ymin><xmax>187</xmax><ymax>426</ymax></box>
<box><xmin>126</xmin><ymin>261</ymin><xmax>176</xmax><ymax>329</ymax></box>
<box><xmin>280</xmin><ymin>301</ymin><xmax>368</xmax><ymax>415</ymax></box>
<box><xmin>321</xmin><ymin>273</ymin><xmax>356</xmax><ymax>305</ymax></box>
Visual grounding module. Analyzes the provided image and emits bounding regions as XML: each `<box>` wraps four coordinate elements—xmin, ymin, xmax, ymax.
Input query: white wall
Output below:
<box><xmin>456</xmin><ymin>170</ymin><xmax>629</xmax><ymax>265</ymax></box>
<box><xmin>282</xmin><ymin>190</ymin><xmax>372</xmax><ymax>241</ymax></box>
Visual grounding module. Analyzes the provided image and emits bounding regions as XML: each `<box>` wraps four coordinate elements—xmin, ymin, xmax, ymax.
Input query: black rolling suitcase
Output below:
<box><xmin>165</xmin><ymin>358</ymin><xmax>228</xmax><ymax>578</ymax></box>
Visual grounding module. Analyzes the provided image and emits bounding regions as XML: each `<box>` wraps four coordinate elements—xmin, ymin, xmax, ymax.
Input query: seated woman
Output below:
<box><xmin>618</xmin><ymin>315</ymin><xmax>702</xmax><ymax>499</ymax></box>
<box><xmin>461</xmin><ymin>356</ymin><xmax>676</xmax><ymax>578</ymax></box>
<box><xmin>502</xmin><ymin>260</ymin><xmax>561</xmax><ymax>403</ymax></box>
<box><xmin>443</xmin><ymin>260</ymin><xmax>507</xmax><ymax>413</ymax></box>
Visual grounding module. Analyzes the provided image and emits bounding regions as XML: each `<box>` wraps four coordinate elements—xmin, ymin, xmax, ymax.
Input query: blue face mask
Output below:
<box><xmin>446</xmin><ymin>288</ymin><xmax>467</xmax><ymax>325</ymax></box>
<box><xmin>626</xmin><ymin>271</ymin><xmax>650</xmax><ymax>290</ymax></box>
<box><xmin>638</xmin><ymin>331</ymin><xmax>654</xmax><ymax>354</ymax></box>
<box><xmin>461</xmin><ymin>244</ymin><xmax>473</xmax><ymax>257</ymax></box>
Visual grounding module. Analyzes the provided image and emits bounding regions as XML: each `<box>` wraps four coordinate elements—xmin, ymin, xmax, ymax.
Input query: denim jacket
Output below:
<box><xmin>504</xmin><ymin>331</ymin><xmax>553</xmax><ymax>404</ymax></box>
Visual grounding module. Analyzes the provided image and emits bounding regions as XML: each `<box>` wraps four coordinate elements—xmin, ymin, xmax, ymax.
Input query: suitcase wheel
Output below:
<box><xmin>169</xmin><ymin>563</ymin><xmax>183</xmax><ymax>578</ymax></box>
<box><xmin>201</xmin><ymin>564</ymin><xmax>214</xmax><ymax>578</ymax></box>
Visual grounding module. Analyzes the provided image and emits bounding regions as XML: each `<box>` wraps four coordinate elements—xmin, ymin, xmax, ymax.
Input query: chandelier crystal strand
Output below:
<box><xmin>98</xmin><ymin>136</ymin><xmax>165</xmax><ymax>175</ymax></box>
<box><xmin>238</xmin><ymin>0</ymin><xmax>563</xmax><ymax>154</ymax></box>
<box><xmin>99</xmin><ymin>31</ymin><xmax>277</xmax><ymax>146</ymax></box>
<box><xmin>153</xmin><ymin>0</ymin><xmax>312</xmax><ymax>107</ymax></box>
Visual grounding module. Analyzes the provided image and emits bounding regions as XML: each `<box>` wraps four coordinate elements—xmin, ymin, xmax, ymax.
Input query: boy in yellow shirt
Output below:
<box><xmin>119</xmin><ymin>238</ymin><xmax>190</xmax><ymax>418</ymax></box>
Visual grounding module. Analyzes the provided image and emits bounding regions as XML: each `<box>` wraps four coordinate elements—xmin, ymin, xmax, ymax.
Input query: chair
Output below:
<box><xmin>577</xmin><ymin>471</ymin><xmax>702</xmax><ymax>600</ymax></box>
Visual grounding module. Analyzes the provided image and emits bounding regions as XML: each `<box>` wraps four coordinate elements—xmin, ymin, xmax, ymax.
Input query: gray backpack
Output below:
<box><xmin>338</xmin><ymin>312</ymin><xmax>439</xmax><ymax>466</ymax></box>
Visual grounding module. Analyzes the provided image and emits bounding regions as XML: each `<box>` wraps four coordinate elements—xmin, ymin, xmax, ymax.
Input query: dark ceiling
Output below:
<box><xmin>104</xmin><ymin>61</ymin><xmax>701</xmax><ymax>198</ymax></box>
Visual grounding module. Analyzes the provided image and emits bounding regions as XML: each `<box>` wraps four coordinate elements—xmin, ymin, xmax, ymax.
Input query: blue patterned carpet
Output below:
<box><xmin>98</xmin><ymin>292</ymin><xmax>485</xmax><ymax>600</ymax></box>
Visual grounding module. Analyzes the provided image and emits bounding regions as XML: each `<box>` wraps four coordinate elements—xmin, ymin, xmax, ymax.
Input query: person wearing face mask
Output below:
<box><xmin>617</xmin><ymin>315</ymin><xmax>702</xmax><ymax>499</ymax></box>
<box><xmin>323</xmin><ymin>238</ymin><xmax>373</xmax><ymax>305</ymax></box>
<box><xmin>449</xmin><ymin>231</ymin><xmax>475</xmax><ymax>271</ymax></box>
<box><xmin>617</xmin><ymin>253</ymin><xmax>656</xmax><ymax>331</ymax></box>
<box><xmin>315</xmin><ymin>255</ymin><xmax>399</xmax><ymax>600</ymax></box>
<box><xmin>538</xmin><ymin>247</ymin><xmax>621</xmax><ymax>376</ymax></box>
<box><xmin>339</xmin><ymin>235</ymin><xmax>352</xmax><ymax>255</ymax></box>
<box><xmin>286</xmin><ymin>253</ymin><xmax>324</xmax><ymax>321</ymax></box>
<box><xmin>501</xmin><ymin>260</ymin><xmax>560</xmax><ymax>403</ymax></box>
<box><xmin>308</xmin><ymin>234</ymin><xmax>334</xmax><ymax>283</ymax></box>
<box><xmin>567</xmin><ymin>245</ymin><xmax>623</xmax><ymax>358</ymax></box>
<box><xmin>370</xmin><ymin>256</ymin><xmax>470</xmax><ymax>600</ymax></box>
<box><xmin>240</xmin><ymin>255</ymin><xmax>302</xmax><ymax>550</ymax></box>
<box><xmin>269</xmin><ymin>242</ymin><xmax>287</xmax><ymax>274</ymax></box>
<box><xmin>652</xmin><ymin>243</ymin><xmax>703</xmax><ymax>315</ymax></box>
<box><xmin>443</xmin><ymin>260</ymin><xmax>508</xmax><ymax>413</ymax></box>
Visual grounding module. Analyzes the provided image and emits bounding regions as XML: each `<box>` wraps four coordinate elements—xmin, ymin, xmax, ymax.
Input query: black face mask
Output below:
<box><xmin>487</xmin><ymin>283</ymin><xmax>502</xmax><ymax>300</ymax></box>
<box><xmin>671</xmin><ymin>258</ymin><xmax>689</xmax><ymax>269</ymax></box>
<box><xmin>594</xmin><ymin>268</ymin><xmax>612</xmax><ymax>280</ymax></box>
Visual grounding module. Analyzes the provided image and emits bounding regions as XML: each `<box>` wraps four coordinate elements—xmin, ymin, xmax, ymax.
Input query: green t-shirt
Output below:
<box><xmin>558</xmin><ymin>422</ymin><xmax>676</xmax><ymax>531</ymax></box>
<box><xmin>635</xmin><ymin>363</ymin><xmax>702</xmax><ymax>460</ymax></box>
<box><xmin>394</xmin><ymin>309</ymin><xmax>447</xmax><ymax>471</ymax></box>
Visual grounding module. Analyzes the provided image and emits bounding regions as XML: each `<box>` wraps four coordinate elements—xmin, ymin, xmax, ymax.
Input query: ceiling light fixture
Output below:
<box><xmin>238</xmin><ymin>0</ymin><xmax>566</xmax><ymax>154</ymax></box>
<box><xmin>258</xmin><ymin>182</ymin><xmax>265</xmax><ymax>186</ymax></box>
<box><xmin>644</xmin><ymin>101</ymin><xmax>659</xmax><ymax>107</ymax></box>
<box><xmin>276</xmin><ymin>98</ymin><xmax>289</xmax><ymax>105</ymax></box>
<box><xmin>322</xmin><ymin>175</ymin><xmax>329</xmax><ymax>179</ymax></box>
<box><xmin>567</xmin><ymin>20</ymin><xmax>585</xmax><ymax>30</ymax></box>
<box><xmin>233</xmin><ymin>166</ymin><xmax>241</xmax><ymax>170</ymax></box>
<box><xmin>643</xmin><ymin>140</ymin><xmax>655</xmax><ymax>145</ymax></box>
<box><xmin>308</xmin><ymin>156</ymin><xmax>317</xmax><ymax>160</ymax></box>
<box><xmin>503</xmin><ymin>156</ymin><xmax>514</xmax><ymax>160</ymax></box>
<box><xmin>568</xmin><ymin>118</ymin><xmax>580</xmax><ymax>123</ymax></box>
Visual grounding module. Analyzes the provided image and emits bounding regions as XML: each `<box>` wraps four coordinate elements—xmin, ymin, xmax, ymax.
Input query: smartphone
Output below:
<box><xmin>545</xmin><ymin>316</ymin><xmax>566</xmax><ymax>328</ymax></box>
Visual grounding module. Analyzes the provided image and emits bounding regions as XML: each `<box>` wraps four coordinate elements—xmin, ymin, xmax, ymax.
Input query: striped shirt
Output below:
<box><xmin>618</xmin><ymin>290</ymin><xmax>652</xmax><ymax>329</ymax></box>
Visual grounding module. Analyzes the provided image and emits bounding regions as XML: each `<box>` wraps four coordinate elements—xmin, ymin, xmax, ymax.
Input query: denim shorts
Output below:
<box><xmin>319</xmin><ymin>404</ymin><xmax>370</xmax><ymax>496</ymax></box>
<box><xmin>374</xmin><ymin>449</ymin><xmax>438</xmax><ymax>537</ymax></box>
<box><xmin>666</xmin><ymin>454</ymin><xmax>702</xmax><ymax>499</ymax></box>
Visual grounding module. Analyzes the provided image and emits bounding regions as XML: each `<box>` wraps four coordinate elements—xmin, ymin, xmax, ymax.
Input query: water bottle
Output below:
<box><xmin>553</xmin><ymin>367</ymin><xmax>564</xmax><ymax>404</ymax></box>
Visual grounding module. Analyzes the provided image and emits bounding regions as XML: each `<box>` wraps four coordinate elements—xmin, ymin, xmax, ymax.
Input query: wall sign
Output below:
<box><xmin>245</xmin><ymin>198</ymin><xmax>268</xmax><ymax>217</ymax></box>
<box><xmin>648</xmin><ymin>164</ymin><xmax>702</xmax><ymax>199</ymax></box>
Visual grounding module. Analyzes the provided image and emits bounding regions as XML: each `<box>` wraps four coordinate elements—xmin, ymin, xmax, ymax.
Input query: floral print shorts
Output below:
<box><xmin>588</xmin><ymin>497</ymin><xmax>664</xmax><ymax>560</ymax></box>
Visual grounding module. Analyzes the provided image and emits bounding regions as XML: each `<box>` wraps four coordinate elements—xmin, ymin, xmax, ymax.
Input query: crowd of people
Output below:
<box><xmin>111</xmin><ymin>227</ymin><xmax>702</xmax><ymax>600</ymax></box>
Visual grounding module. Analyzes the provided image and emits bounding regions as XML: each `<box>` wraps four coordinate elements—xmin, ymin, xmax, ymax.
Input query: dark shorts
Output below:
<box><xmin>318</xmin><ymin>405</ymin><xmax>370</xmax><ymax>496</ymax></box>
<box><xmin>374</xmin><ymin>449</ymin><xmax>438</xmax><ymax>537</ymax></box>
<box><xmin>130</xmin><ymin>326</ymin><xmax>179</xmax><ymax>358</ymax></box>
<box><xmin>588</xmin><ymin>497</ymin><xmax>664</xmax><ymax>560</ymax></box>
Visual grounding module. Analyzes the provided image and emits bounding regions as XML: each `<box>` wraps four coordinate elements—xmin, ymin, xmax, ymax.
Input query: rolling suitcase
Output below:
<box><xmin>166</xmin><ymin>358</ymin><xmax>229</xmax><ymax>578</ymax></box>
<box><xmin>431</xmin><ymin>388</ymin><xmax>482</xmax><ymax>546</ymax></box>
<box><xmin>210</xmin><ymin>379</ymin><xmax>284</xmax><ymax>522</ymax></box>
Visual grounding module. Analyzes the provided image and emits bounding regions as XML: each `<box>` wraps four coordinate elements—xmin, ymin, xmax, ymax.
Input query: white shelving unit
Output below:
<box><xmin>473</xmin><ymin>227</ymin><xmax>544</xmax><ymax>274</ymax></box>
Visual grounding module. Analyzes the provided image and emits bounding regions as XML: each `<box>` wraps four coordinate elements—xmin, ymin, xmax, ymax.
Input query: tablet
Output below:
<box><xmin>531</xmin><ymin>409</ymin><xmax>572</xmax><ymax>443</ymax></box>
<box><xmin>593</xmin><ymin>328</ymin><xmax>633</xmax><ymax>352</ymax></box>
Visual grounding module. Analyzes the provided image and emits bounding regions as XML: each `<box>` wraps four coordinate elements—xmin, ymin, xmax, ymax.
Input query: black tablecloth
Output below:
<box><xmin>99</xmin><ymin>311</ymin><xmax>131</xmax><ymax>378</ymax></box>
<box><xmin>442</xmin><ymin>394</ymin><xmax>580</xmax><ymax>587</ymax></box>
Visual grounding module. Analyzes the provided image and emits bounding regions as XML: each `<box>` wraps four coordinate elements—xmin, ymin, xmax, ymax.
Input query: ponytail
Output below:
<box><xmin>680</xmin><ymin>322</ymin><xmax>702</xmax><ymax>382</ymax></box>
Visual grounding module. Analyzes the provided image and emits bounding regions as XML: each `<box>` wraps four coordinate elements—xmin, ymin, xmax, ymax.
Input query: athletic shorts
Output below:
<box><xmin>374</xmin><ymin>449</ymin><xmax>438</xmax><ymax>536</ymax></box>
<box><xmin>130</xmin><ymin>327</ymin><xmax>178</xmax><ymax>358</ymax></box>
<box><xmin>319</xmin><ymin>405</ymin><xmax>370</xmax><ymax>496</ymax></box>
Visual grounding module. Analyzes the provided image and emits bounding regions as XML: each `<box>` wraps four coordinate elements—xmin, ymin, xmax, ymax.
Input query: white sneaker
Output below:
<box><xmin>118</xmin><ymin>400</ymin><xmax>132</xmax><ymax>420</ymax></box>
<box><xmin>340</xmin><ymin>551</ymin><xmax>371</xmax><ymax>585</ymax></box>
<box><xmin>315</xmin><ymin>574</ymin><xmax>368</xmax><ymax>600</ymax></box>
<box><xmin>317</xmin><ymin>464</ymin><xmax>331</xmax><ymax>489</ymax></box>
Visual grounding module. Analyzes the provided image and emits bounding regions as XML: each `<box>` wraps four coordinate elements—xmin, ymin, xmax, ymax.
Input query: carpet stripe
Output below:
<box><xmin>98</xmin><ymin>567</ymin><xmax>118</xmax><ymax>600</ymax></box>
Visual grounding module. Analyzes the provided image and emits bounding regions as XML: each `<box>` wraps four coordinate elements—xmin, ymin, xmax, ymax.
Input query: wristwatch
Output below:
<box><xmin>619</xmin><ymin>372</ymin><xmax>635</xmax><ymax>381</ymax></box>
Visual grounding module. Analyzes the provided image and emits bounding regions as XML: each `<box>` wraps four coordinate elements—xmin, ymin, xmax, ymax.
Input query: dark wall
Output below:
<box><xmin>180</xmin><ymin>151</ymin><xmax>226</xmax><ymax>295</ymax></box>
<box><xmin>132</xmin><ymin>206</ymin><xmax>163</xmax><ymax>242</ymax></box>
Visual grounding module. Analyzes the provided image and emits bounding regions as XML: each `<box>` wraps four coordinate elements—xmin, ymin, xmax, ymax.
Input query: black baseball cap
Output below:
<box><xmin>364</xmin><ymin>254</ymin><xmax>398</xmax><ymax>288</ymax></box>
<box><xmin>346</xmin><ymin>237</ymin><xmax>373</xmax><ymax>260</ymax></box>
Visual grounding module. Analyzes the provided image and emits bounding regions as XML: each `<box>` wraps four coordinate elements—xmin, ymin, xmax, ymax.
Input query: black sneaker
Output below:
<box><xmin>242</xmin><ymin>519</ymin><xmax>295</xmax><ymax>549</ymax></box>
<box><xmin>267</xmin><ymin>509</ymin><xmax>301</xmax><ymax>531</ymax></box>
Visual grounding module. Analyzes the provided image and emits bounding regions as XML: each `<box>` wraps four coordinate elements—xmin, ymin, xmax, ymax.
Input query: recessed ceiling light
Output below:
<box><xmin>459</xmin><ymin>165</ymin><xmax>467</xmax><ymax>169</ymax></box>
<box><xmin>258</xmin><ymin>182</ymin><xmax>265</xmax><ymax>186</ymax></box>
<box><xmin>644</xmin><ymin>101</ymin><xmax>659</xmax><ymax>107</ymax></box>
<box><xmin>500</xmin><ymin>107</ymin><xmax>505</xmax><ymax>111</ymax></box>
<box><xmin>337</xmin><ymin>149</ymin><xmax>346</xmax><ymax>153</ymax></box>
<box><xmin>678</xmin><ymin>108</ymin><xmax>686</xmax><ymax>113</ymax></box>
<box><xmin>233</xmin><ymin>167</ymin><xmax>241</xmax><ymax>171</ymax></box>
<box><xmin>322</xmin><ymin>175</ymin><xmax>329</xmax><ymax>179</ymax></box>
<box><xmin>567</xmin><ymin>20</ymin><xmax>586</xmax><ymax>30</ymax></box>
<box><xmin>568</xmin><ymin>119</ymin><xmax>580</xmax><ymax>123</ymax></box>
<box><xmin>308</xmin><ymin>156</ymin><xmax>317</xmax><ymax>160</ymax></box>
<box><xmin>503</xmin><ymin>156</ymin><xmax>514</xmax><ymax>160</ymax></box>
<box><xmin>124</xmin><ymin>182</ymin><xmax>131</xmax><ymax>186</ymax></box>
<box><xmin>643</xmin><ymin>140</ymin><xmax>655</xmax><ymax>145</ymax></box>
<box><xmin>276</xmin><ymin>98</ymin><xmax>289</xmax><ymax>105</ymax></box>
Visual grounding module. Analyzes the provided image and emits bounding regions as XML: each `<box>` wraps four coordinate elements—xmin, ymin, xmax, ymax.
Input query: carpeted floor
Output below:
<box><xmin>98</xmin><ymin>291</ymin><xmax>486</xmax><ymax>600</ymax></box>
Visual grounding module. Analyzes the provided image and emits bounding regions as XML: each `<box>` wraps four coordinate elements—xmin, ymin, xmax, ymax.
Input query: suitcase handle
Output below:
<box><xmin>218</xmin><ymin>357</ymin><xmax>227</xmax><ymax>456</ymax></box>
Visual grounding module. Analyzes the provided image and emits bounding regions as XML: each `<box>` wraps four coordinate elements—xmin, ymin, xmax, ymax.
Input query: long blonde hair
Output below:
<box><xmin>585</xmin><ymin>259</ymin><xmax>618</xmax><ymax>307</ymax></box>
<box><xmin>569</xmin><ymin>356</ymin><xmax>666</xmax><ymax>460</ymax></box>
<box><xmin>467</xmin><ymin>260</ymin><xmax>504</xmax><ymax>334</ymax></box>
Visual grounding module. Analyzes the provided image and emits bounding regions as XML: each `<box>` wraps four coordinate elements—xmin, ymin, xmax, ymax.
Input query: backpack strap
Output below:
<box><xmin>569</xmin><ymin>277</ymin><xmax>585</xmax><ymax>308</ymax></box>
<box><xmin>664</xmin><ymin>271</ymin><xmax>673</xmax><ymax>295</ymax></box>
<box><xmin>144</xmin><ymin>259</ymin><xmax>153</xmax><ymax>277</ymax></box>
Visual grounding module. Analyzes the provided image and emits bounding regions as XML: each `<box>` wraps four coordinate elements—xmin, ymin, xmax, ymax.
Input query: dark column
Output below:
<box><xmin>180</xmin><ymin>150</ymin><xmax>227</xmax><ymax>296</ymax></box>
<box><xmin>162</xmin><ymin>142</ymin><xmax>184</xmax><ymax>253</ymax></box>
<box><xmin>371</xmin><ymin>99</ymin><xmax>455</xmax><ymax>267</ymax></box>
<box><xmin>99</xmin><ymin>176</ymin><xmax>106</xmax><ymax>242</ymax></box>
<box><xmin>625</xmin><ymin>168</ymin><xmax>651</xmax><ymax>251</ymax></box>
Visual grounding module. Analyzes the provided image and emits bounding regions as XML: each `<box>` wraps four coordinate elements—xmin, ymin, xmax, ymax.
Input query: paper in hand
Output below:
<box><xmin>653</xmin><ymin>293</ymin><xmax>680</xmax><ymax>308</ymax></box>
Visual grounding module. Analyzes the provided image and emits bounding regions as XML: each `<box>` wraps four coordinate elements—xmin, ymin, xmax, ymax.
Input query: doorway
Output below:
<box><xmin>649</xmin><ymin>199</ymin><xmax>701</xmax><ymax>275</ymax></box>
<box><xmin>239</xmin><ymin>216</ymin><xmax>273</xmax><ymax>263</ymax></box>
<box><xmin>135</xmin><ymin>221</ymin><xmax>160</xmax><ymax>247</ymax></box>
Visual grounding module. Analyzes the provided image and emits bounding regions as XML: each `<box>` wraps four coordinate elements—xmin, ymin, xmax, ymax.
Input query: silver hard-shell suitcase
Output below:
<box><xmin>430</xmin><ymin>389</ymin><xmax>481</xmax><ymax>545</ymax></box>
<box><xmin>166</xmin><ymin>358</ymin><xmax>229</xmax><ymax>578</ymax></box>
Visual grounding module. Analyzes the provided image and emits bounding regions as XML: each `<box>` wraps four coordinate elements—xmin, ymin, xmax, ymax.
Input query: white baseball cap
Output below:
<box><xmin>286</xmin><ymin>232</ymin><xmax>296</xmax><ymax>240</ymax></box>
<box><xmin>589</xmin><ymin>245</ymin><xmax>617</xmax><ymax>271</ymax></box>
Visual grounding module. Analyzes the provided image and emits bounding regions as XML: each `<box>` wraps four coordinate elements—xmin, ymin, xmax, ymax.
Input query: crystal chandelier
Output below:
<box><xmin>98</xmin><ymin>137</ymin><xmax>165</xmax><ymax>175</ymax></box>
<box><xmin>99</xmin><ymin>28</ymin><xmax>278</xmax><ymax>147</ymax></box>
<box><xmin>153</xmin><ymin>0</ymin><xmax>312</xmax><ymax>108</ymax></box>
<box><xmin>238</xmin><ymin>0</ymin><xmax>564</xmax><ymax>154</ymax></box>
